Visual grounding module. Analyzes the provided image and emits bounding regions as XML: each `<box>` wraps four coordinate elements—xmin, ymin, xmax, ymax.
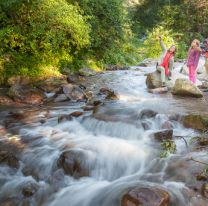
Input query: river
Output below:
<box><xmin>0</xmin><ymin>66</ymin><xmax>208</xmax><ymax>206</ymax></box>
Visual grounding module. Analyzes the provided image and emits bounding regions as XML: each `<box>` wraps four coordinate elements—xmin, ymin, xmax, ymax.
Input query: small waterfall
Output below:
<box><xmin>0</xmin><ymin>67</ymin><xmax>207</xmax><ymax>206</ymax></box>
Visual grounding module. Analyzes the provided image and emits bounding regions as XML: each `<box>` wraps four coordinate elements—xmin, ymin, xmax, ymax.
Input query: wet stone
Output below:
<box><xmin>69</xmin><ymin>111</ymin><xmax>84</xmax><ymax>117</ymax></box>
<box><xmin>57</xmin><ymin>149</ymin><xmax>90</xmax><ymax>178</ymax></box>
<box><xmin>198</xmin><ymin>137</ymin><xmax>208</xmax><ymax>146</ymax></box>
<box><xmin>58</xmin><ymin>115</ymin><xmax>73</xmax><ymax>123</ymax></box>
<box><xmin>154</xmin><ymin>130</ymin><xmax>173</xmax><ymax>141</ymax></box>
<box><xmin>139</xmin><ymin>109</ymin><xmax>158</xmax><ymax>119</ymax></box>
<box><xmin>22</xmin><ymin>182</ymin><xmax>39</xmax><ymax>197</ymax></box>
<box><xmin>121</xmin><ymin>187</ymin><xmax>169</xmax><ymax>206</ymax></box>
<box><xmin>0</xmin><ymin>151</ymin><xmax>19</xmax><ymax>169</ymax></box>
<box><xmin>161</xmin><ymin>121</ymin><xmax>173</xmax><ymax>130</ymax></box>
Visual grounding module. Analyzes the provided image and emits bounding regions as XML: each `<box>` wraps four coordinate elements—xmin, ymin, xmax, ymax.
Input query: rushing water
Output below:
<box><xmin>0</xmin><ymin>66</ymin><xmax>208</xmax><ymax>206</ymax></box>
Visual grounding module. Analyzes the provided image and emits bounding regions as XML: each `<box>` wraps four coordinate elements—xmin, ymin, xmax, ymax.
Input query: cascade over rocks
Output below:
<box><xmin>172</xmin><ymin>79</ymin><xmax>203</xmax><ymax>98</ymax></box>
<box><xmin>121</xmin><ymin>187</ymin><xmax>170</xmax><ymax>206</ymax></box>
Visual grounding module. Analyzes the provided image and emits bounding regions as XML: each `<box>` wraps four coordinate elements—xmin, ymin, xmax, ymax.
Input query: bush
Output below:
<box><xmin>0</xmin><ymin>0</ymin><xmax>90</xmax><ymax>83</ymax></box>
<box><xmin>142</xmin><ymin>26</ymin><xmax>176</xmax><ymax>58</ymax></box>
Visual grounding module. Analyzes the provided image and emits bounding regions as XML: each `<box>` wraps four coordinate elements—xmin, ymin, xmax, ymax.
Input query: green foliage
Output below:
<box><xmin>160</xmin><ymin>140</ymin><xmax>177</xmax><ymax>158</ymax></box>
<box><xmin>142</xmin><ymin>26</ymin><xmax>176</xmax><ymax>58</ymax></box>
<box><xmin>0</xmin><ymin>0</ymin><xmax>90</xmax><ymax>83</ymax></box>
<box><xmin>133</xmin><ymin>0</ymin><xmax>208</xmax><ymax>59</ymax></box>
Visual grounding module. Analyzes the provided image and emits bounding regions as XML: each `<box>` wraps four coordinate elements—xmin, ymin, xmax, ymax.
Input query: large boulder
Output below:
<box><xmin>79</xmin><ymin>68</ymin><xmax>97</xmax><ymax>77</ymax></box>
<box><xmin>146</xmin><ymin>71</ymin><xmax>162</xmax><ymax>89</ymax></box>
<box><xmin>121</xmin><ymin>187</ymin><xmax>169</xmax><ymax>206</ymax></box>
<box><xmin>7</xmin><ymin>85</ymin><xmax>44</xmax><ymax>105</ymax></box>
<box><xmin>54</xmin><ymin>84</ymin><xmax>87</xmax><ymax>102</ymax></box>
<box><xmin>57</xmin><ymin>149</ymin><xmax>90</xmax><ymax>178</ymax></box>
<box><xmin>61</xmin><ymin>84</ymin><xmax>87</xmax><ymax>102</ymax></box>
<box><xmin>36</xmin><ymin>77</ymin><xmax>67</xmax><ymax>93</ymax></box>
<box><xmin>7</xmin><ymin>76</ymin><xmax>30</xmax><ymax>86</ymax></box>
<box><xmin>171</xmin><ymin>79</ymin><xmax>203</xmax><ymax>98</ymax></box>
<box><xmin>182</xmin><ymin>114</ymin><xmax>208</xmax><ymax>130</ymax></box>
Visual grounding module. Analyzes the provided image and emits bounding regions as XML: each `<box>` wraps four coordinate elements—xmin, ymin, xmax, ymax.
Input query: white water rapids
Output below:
<box><xmin>0</xmin><ymin>66</ymin><xmax>208</xmax><ymax>206</ymax></box>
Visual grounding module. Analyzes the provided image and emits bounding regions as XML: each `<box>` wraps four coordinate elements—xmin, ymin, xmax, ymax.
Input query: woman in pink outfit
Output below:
<box><xmin>187</xmin><ymin>39</ymin><xmax>202</xmax><ymax>84</ymax></box>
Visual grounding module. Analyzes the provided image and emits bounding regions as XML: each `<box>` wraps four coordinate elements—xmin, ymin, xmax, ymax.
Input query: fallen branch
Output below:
<box><xmin>187</xmin><ymin>157</ymin><xmax>208</xmax><ymax>166</ymax></box>
<box><xmin>175</xmin><ymin>135</ymin><xmax>189</xmax><ymax>148</ymax></box>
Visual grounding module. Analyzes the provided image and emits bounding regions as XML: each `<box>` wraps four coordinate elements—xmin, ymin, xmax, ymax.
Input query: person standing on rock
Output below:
<box><xmin>156</xmin><ymin>36</ymin><xmax>176</xmax><ymax>87</ymax></box>
<box><xmin>187</xmin><ymin>39</ymin><xmax>202</xmax><ymax>84</ymax></box>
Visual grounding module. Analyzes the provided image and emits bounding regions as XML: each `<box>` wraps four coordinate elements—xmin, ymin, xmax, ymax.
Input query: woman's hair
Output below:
<box><xmin>168</xmin><ymin>45</ymin><xmax>176</xmax><ymax>55</ymax></box>
<box><xmin>191</xmin><ymin>39</ymin><xmax>200</xmax><ymax>47</ymax></box>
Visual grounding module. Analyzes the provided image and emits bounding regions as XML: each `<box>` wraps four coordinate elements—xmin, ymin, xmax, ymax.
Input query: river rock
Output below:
<box><xmin>54</xmin><ymin>94</ymin><xmax>68</xmax><ymax>102</ymax></box>
<box><xmin>171</xmin><ymin>79</ymin><xmax>203</xmax><ymax>98</ymax></box>
<box><xmin>0</xmin><ymin>150</ymin><xmax>19</xmax><ymax>168</ymax></box>
<box><xmin>69</xmin><ymin>111</ymin><xmax>84</xmax><ymax>117</ymax></box>
<box><xmin>138</xmin><ymin>58</ymin><xmax>158</xmax><ymax>67</ymax></box>
<box><xmin>79</xmin><ymin>68</ymin><xmax>97</xmax><ymax>76</ymax></box>
<box><xmin>57</xmin><ymin>149</ymin><xmax>89</xmax><ymax>178</ymax></box>
<box><xmin>146</xmin><ymin>71</ymin><xmax>162</xmax><ymax>89</ymax></box>
<box><xmin>106</xmin><ymin>65</ymin><xmax>129</xmax><ymax>71</ymax></box>
<box><xmin>99</xmin><ymin>87</ymin><xmax>119</xmax><ymax>100</ymax></box>
<box><xmin>121</xmin><ymin>187</ymin><xmax>169</xmax><ymax>206</ymax></box>
<box><xmin>60</xmin><ymin>84</ymin><xmax>87</xmax><ymax>102</ymax></box>
<box><xmin>139</xmin><ymin>109</ymin><xmax>158</xmax><ymax>119</ymax></box>
<box><xmin>36</xmin><ymin>77</ymin><xmax>67</xmax><ymax>93</ymax></box>
<box><xmin>154</xmin><ymin>129</ymin><xmax>173</xmax><ymax>141</ymax></box>
<box><xmin>66</xmin><ymin>75</ymin><xmax>78</xmax><ymax>84</ymax></box>
<box><xmin>182</xmin><ymin>114</ymin><xmax>208</xmax><ymax>130</ymax></box>
<box><xmin>201</xmin><ymin>183</ymin><xmax>208</xmax><ymax>198</ymax></box>
<box><xmin>148</xmin><ymin>87</ymin><xmax>168</xmax><ymax>94</ymax></box>
<box><xmin>22</xmin><ymin>166</ymin><xmax>40</xmax><ymax>180</ymax></box>
<box><xmin>7</xmin><ymin>76</ymin><xmax>30</xmax><ymax>86</ymax></box>
<box><xmin>57</xmin><ymin>115</ymin><xmax>73</xmax><ymax>123</ymax></box>
<box><xmin>161</xmin><ymin>121</ymin><xmax>173</xmax><ymax>130</ymax></box>
<box><xmin>0</xmin><ymin>94</ymin><xmax>15</xmax><ymax>105</ymax></box>
<box><xmin>8</xmin><ymin>85</ymin><xmax>44</xmax><ymax>105</ymax></box>
<box><xmin>21</xmin><ymin>182</ymin><xmax>39</xmax><ymax>197</ymax></box>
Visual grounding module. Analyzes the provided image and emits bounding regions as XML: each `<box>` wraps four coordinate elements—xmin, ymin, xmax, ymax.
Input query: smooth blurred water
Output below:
<box><xmin>0</xmin><ymin>66</ymin><xmax>208</xmax><ymax>206</ymax></box>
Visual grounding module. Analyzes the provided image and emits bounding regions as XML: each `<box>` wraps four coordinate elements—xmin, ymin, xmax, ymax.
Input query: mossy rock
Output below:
<box><xmin>182</xmin><ymin>114</ymin><xmax>208</xmax><ymax>130</ymax></box>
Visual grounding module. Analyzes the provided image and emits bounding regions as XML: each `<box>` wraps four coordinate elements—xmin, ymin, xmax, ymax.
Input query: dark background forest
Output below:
<box><xmin>0</xmin><ymin>0</ymin><xmax>208</xmax><ymax>84</ymax></box>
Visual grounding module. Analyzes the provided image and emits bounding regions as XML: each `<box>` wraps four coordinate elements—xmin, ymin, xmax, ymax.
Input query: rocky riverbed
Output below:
<box><xmin>0</xmin><ymin>64</ymin><xmax>208</xmax><ymax>206</ymax></box>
